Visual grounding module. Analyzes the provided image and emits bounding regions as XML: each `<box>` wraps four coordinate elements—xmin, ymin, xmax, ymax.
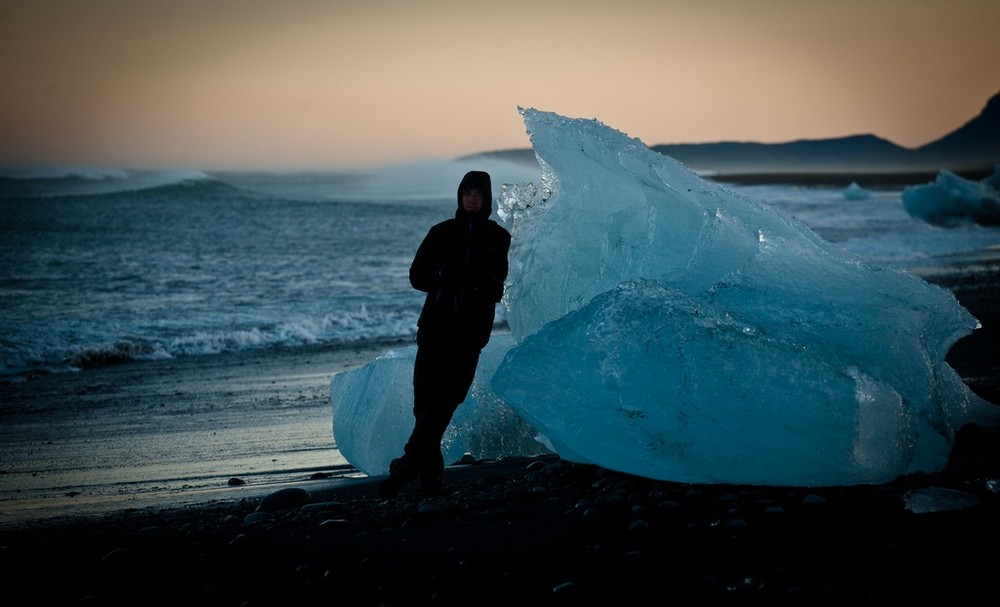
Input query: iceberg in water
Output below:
<box><xmin>842</xmin><ymin>181</ymin><xmax>871</xmax><ymax>200</ymax></box>
<box><xmin>902</xmin><ymin>165</ymin><xmax>1000</xmax><ymax>226</ymax></box>
<box><xmin>331</xmin><ymin>108</ymin><xmax>995</xmax><ymax>486</ymax></box>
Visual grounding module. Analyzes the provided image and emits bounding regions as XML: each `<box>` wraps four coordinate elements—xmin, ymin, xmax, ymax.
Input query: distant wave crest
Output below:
<box><xmin>0</xmin><ymin>167</ymin><xmax>215</xmax><ymax>198</ymax></box>
<box><xmin>0</xmin><ymin>166</ymin><xmax>132</xmax><ymax>181</ymax></box>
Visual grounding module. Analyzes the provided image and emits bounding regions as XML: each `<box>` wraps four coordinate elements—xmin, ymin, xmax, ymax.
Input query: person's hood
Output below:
<box><xmin>455</xmin><ymin>170</ymin><xmax>492</xmax><ymax>220</ymax></box>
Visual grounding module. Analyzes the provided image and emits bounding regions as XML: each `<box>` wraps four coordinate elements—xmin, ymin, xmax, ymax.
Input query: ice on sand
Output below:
<box><xmin>332</xmin><ymin>108</ymin><xmax>994</xmax><ymax>486</ymax></box>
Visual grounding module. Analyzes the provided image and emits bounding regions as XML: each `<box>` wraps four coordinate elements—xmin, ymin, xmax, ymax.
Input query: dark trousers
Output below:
<box><xmin>402</xmin><ymin>337</ymin><xmax>481</xmax><ymax>482</ymax></box>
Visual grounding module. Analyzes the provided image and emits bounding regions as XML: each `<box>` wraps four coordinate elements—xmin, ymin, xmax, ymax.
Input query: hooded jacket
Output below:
<box><xmin>409</xmin><ymin>171</ymin><xmax>512</xmax><ymax>349</ymax></box>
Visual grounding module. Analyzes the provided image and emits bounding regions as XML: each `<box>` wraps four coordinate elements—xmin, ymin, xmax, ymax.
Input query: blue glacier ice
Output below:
<box><xmin>331</xmin><ymin>334</ymin><xmax>547</xmax><ymax>477</ymax></box>
<box><xmin>842</xmin><ymin>181</ymin><xmax>871</xmax><ymax>200</ymax></box>
<box><xmin>331</xmin><ymin>108</ymin><xmax>996</xmax><ymax>486</ymax></box>
<box><xmin>902</xmin><ymin>165</ymin><xmax>1000</xmax><ymax>226</ymax></box>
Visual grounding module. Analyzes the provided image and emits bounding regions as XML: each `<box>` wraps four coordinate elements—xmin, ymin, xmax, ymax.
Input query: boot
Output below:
<box><xmin>378</xmin><ymin>457</ymin><xmax>417</xmax><ymax>500</ymax></box>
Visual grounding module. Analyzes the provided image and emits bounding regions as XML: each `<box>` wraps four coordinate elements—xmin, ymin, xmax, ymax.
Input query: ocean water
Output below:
<box><xmin>0</xmin><ymin>161</ymin><xmax>536</xmax><ymax>379</ymax></box>
<box><xmin>2</xmin><ymin>161</ymin><xmax>998</xmax><ymax>381</ymax></box>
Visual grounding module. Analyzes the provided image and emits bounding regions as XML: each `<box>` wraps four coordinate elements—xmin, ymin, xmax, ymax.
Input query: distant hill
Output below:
<box><xmin>463</xmin><ymin>90</ymin><xmax>1000</xmax><ymax>180</ymax></box>
<box><xmin>916</xmin><ymin>92</ymin><xmax>1000</xmax><ymax>169</ymax></box>
<box><xmin>650</xmin><ymin>134</ymin><xmax>913</xmax><ymax>174</ymax></box>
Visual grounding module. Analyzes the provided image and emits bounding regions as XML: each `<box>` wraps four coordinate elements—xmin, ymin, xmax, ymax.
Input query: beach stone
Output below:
<box><xmin>295</xmin><ymin>565</ymin><xmax>316</xmax><ymax>578</ymax></box>
<box><xmin>256</xmin><ymin>487</ymin><xmax>311</xmax><ymax>512</ymax></box>
<box><xmin>319</xmin><ymin>518</ymin><xmax>351</xmax><ymax>527</ymax></box>
<box><xmin>300</xmin><ymin>501</ymin><xmax>346</xmax><ymax>514</ymax></box>
<box><xmin>903</xmin><ymin>487</ymin><xmax>981</xmax><ymax>513</ymax></box>
<box><xmin>243</xmin><ymin>512</ymin><xmax>274</xmax><ymax>524</ymax></box>
<box><xmin>596</xmin><ymin>493</ymin><xmax>625</xmax><ymax>506</ymax></box>
<box><xmin>802</xmin><ymin>493</ymin><xmax>827</xmax><ymax>505</ymax></box>
<box><xmin>552</xmin><ymin>581</ymin><xmax>579</xmax><ymax>594</ymax></box>
<box><xmin>227</xmin><ymin>477</ymin><xmax>246</xmax><ymax>486</ymax></box>
<box><xmin>476</xmin><ymin>474</ymin><xmax>513</xmax><ymax>489</ymax></box>
<box><xmin>627</xmin><ymin>519</ymin><xmax>649</xmax><ymax>532</ymax></box>
<box><xmin>100</xmin><ymin>548</ymin><xmax>132</xmax><ymax>567</ymax></box>
<box><xmin>417</xmin><ymin>501</ymin><xmax>447</xmax><ymax>515</ymax></box>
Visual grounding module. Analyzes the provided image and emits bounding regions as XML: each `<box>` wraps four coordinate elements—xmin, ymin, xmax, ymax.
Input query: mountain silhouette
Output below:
<box><xmin>916</xmin><ymin>92</ymin><xmax>1000</xmax><ymax>168</ymax></box>
<box><xmin>465</xmin><ymin>90</ymin><xmax>999</xmax><ymax>179</ymax></box>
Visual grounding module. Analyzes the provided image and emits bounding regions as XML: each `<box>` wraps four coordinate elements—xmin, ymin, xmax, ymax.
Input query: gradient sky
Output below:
<box><xmin>1</xmin><ymin>0</ymin><xmax>998</xmax><ymax>170</ymax></box>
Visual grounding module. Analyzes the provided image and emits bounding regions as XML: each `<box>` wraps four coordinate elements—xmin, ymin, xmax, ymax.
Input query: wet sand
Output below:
<box><xmin>0</xmin><ymin>339</ymin><xmax>410</xmax><ymax>525</ymax></box>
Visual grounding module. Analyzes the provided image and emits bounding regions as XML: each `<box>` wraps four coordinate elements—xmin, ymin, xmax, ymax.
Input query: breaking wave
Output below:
<box><xmin>0</xmin><ymin>167</ymin><xmax>215</xmax><ymax>198</ymax></box>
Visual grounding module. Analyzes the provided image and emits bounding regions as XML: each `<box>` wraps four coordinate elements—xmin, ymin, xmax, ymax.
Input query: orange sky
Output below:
<box><xmin>1</xmin><ymin>0</ymin><xmax>998</xmax><ymax>170</ymax></box>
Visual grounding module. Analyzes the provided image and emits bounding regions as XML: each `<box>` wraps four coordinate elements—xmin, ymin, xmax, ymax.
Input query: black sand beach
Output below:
<box><xmin>1</xmin><ymin>261</ymin><xmax>998</xmax><ymax>606</ymax></box>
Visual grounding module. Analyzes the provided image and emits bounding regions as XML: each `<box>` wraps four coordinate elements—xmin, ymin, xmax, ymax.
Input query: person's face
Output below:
<box><xmin>461</xmin><ymin>188</ymin><xmax>484</xmax><ymax>213</ymax></box>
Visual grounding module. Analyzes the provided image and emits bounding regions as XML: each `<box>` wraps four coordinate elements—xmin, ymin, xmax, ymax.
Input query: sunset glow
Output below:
<box><xmin>1</xmin><ymin>0</ymin><xmax>998</xmax><ymax>170</ymax></box>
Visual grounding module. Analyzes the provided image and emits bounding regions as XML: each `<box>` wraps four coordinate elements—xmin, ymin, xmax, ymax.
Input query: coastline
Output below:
<box><xmin>0</xmin><ymin>338</ymin><xmax>411</xmax><ymax>527</ymax></box>
<box><xmin>1</xmin><ymin>259</ymin><xmax>998</xmax><ymax>604</ymax></box>
<box><xmin>2</xmin><ymin>430</ymin><xmax>999</xmax><ymax>604</ymax></box>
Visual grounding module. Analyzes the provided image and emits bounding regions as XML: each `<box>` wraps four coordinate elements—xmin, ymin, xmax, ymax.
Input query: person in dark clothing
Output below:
<box><xmin>378</xmin><ymin>170</ymin><xmax>511</xmax><ymax>499</ymax></box>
